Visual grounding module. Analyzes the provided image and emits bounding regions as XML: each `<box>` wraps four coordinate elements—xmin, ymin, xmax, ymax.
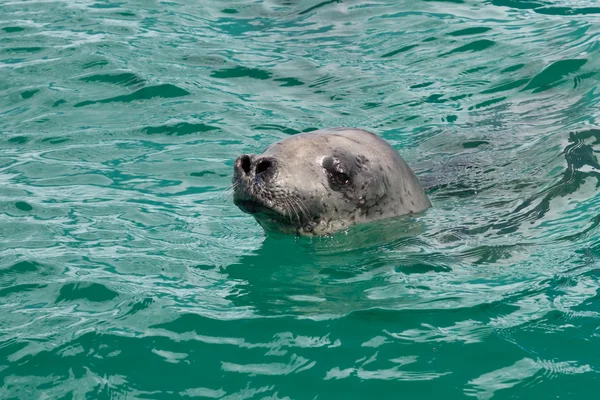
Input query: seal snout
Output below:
<box><xmin>233</xmin><ymin>153</ymin><xmax>281</xmax><ymax>215</ymax></box>
<box><xmin>234</xmin><ymin>154</ymin><xmax>278</xmax><ymax>182</ymax></box>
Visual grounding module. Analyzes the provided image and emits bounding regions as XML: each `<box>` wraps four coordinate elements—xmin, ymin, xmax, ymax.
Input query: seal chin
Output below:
<box><xmin>234</xmin><ymin>198</ymin><xmax>271</xmax><ymax>215</ymax></box>
<box><xmin>234</xmin><ymin>195</ymin><xmax>313</xmax><ymax>234</ymax></box>
<box><xmin>234</xmin><ymin>196</ymin><xmax>287</xmax><ymax>222</ymax></box>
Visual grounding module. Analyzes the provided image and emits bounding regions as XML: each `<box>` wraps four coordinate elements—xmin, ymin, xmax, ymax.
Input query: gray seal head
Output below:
<box><xmin>232</xmin><ymin>128</ymin><xmax>431</xmax><ymax>236</ymax></box>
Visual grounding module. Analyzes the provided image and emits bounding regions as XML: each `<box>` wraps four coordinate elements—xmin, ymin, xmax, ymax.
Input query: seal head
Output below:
<box><xmin>233</xmin><ymin>128</ymin><xmax>431</xmax><ymax>236</ymax></box>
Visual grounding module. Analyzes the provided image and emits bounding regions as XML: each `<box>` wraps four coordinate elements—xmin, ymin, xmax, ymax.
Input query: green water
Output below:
<box><xmin>1</xmin><ymin>0</ymin><xmax>600</xmax><ymax>398</ymax></box>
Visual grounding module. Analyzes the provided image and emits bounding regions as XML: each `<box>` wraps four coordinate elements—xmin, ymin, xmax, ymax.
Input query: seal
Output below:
<box><xmin>232</xmin><ymin>128</ymin><xmax>431</xmax><ymax>235</ymax></box>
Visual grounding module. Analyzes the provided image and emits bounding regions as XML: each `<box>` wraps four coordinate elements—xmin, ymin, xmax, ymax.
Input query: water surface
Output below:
<box><xmin>1</xmin><ymin>0</ymin><xmax>600</xmax><ymax>398</ymax></box>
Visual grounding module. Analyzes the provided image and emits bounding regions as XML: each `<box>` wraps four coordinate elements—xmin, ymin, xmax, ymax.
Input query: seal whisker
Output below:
<box><xmin>280</xmin><ymin>198</ymin><xmax>289</xmax><ymax>221</ymax></box>
<box><xmin>221</xmin><ymin>182</ymin><xmax>240</xmax><ymax>201</ymax></box>
<box><xmin>285</xmin><ymin>197</ymin><xmax>300</xmax><ymax>223</ymax></box>
<box><xmin>293</xmin><ymin>196</ymin><xmax>310</xmax><ymax>222</ymax></box>
<box><xmin>292</xmin><ymin>199</ymin><xmax>303</xmax><ymax>223</ymax></box>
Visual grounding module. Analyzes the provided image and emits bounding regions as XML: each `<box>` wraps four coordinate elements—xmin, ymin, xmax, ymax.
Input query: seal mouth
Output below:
<box><xmin>233</xmin><ymin>192</ymin><xmax>286</xmax><ymax>219</ymax></box>
<box><xmin>232</xmin><ymin>178</ymin><xmax>315</xmax><ymax>234</ymax></box>
<box><xmin>234</xmin><ymin>195</ymin><xmax>307</xmax><ymax>232</ymax></box>
<box><xmin>235</xmin><ymin>198</ymin><xmax>277</xmax><ymax>216</ymax></box>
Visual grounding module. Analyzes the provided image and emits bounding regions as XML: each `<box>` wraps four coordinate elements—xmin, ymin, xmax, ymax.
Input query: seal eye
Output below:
<box><xmin>332</xmin><ymin>171</ymin><xmax>349</xmax><ymax>186</ymax></box>
<box><xmin>322</xmin><ymin>156</ymin><xmax>351</xmax><ymax>190</ymax></box>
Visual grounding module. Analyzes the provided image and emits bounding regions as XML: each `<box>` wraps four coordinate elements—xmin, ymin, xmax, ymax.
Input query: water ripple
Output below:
<box><xmin>1</xmin><ymin>0</ymin><xmax>600</xmax><ymax>398</ymax></box>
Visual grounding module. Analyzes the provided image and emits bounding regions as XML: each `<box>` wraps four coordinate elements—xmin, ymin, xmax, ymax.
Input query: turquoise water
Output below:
<box><xmin>1</xmin><ymin>0</ymin><xmax>600</xmax><ymax>398</ymax></box>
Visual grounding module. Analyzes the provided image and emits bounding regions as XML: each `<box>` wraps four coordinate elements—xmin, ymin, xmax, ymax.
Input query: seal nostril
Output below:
<box><xmin>240</xmin><ymin>155</ymin><xmax>251</xmax><ymax>174</ymax></box>
<box><xmin>256</xmin><ymin>159</ymin><xmax>272</xmax><ymax>175</ymax></box>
